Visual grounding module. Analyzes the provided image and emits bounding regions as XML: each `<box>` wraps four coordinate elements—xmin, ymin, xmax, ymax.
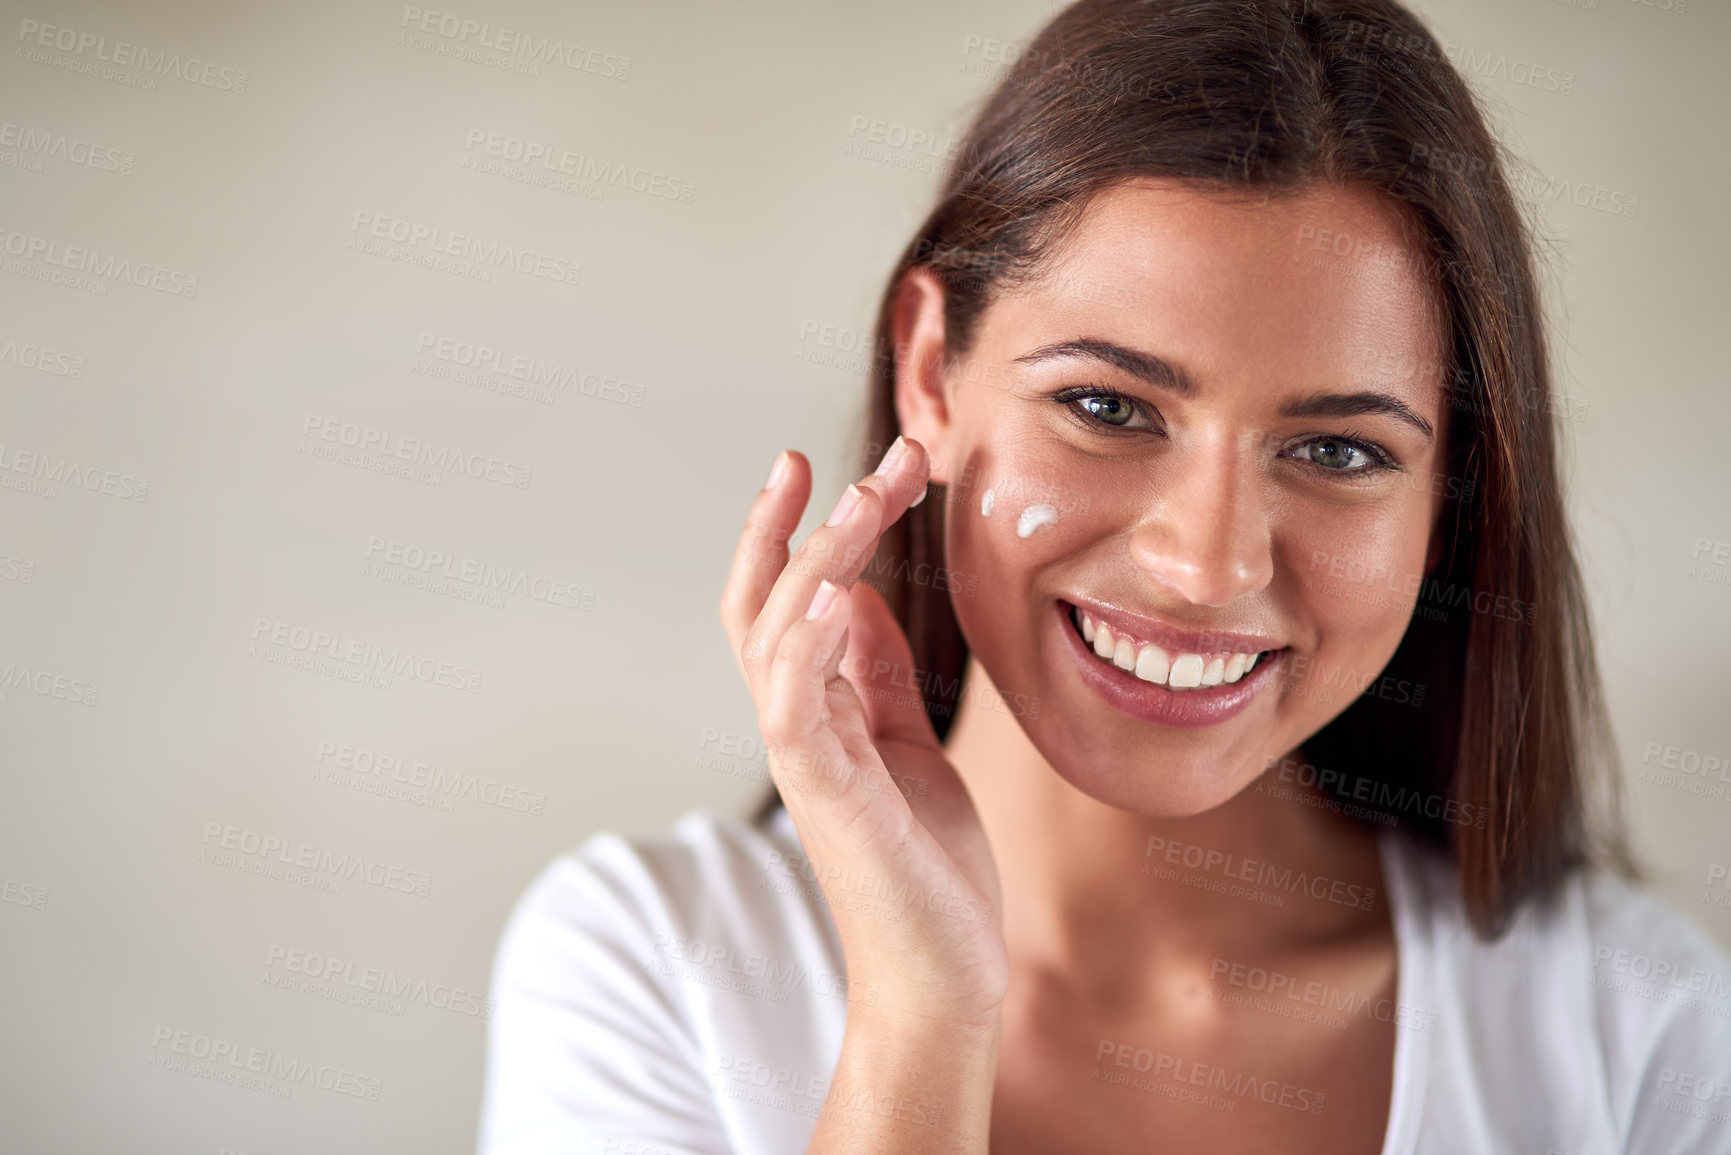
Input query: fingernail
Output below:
<box><xmin>805</xmin><ymin>579</ymin><xmax>839</xmax><ymax>621</ymax></box>
<box><xmin>872</xmin><ymin>436</ymin><xmax>906</xmax><ymax>477</ymax></box>
<box><xmin>825</xmin><ymin>483</ymin><xmax>863</xmax><ymax>527</ymax></box>
<box><xmin>909</xmin><ymin>484</ymin><xmax>928</xmax><ymax>508</ymax></box>
<box><xmin>764</xmin><ymin>451</ymin><xmax>789</xmax><ymax>490</ymax></box>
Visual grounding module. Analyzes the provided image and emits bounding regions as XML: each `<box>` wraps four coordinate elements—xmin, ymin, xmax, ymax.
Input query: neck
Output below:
<box><xmin>941</xmin><ymin>653</ymin><xmax>1388</xmax><ymax>1004</ymax></box>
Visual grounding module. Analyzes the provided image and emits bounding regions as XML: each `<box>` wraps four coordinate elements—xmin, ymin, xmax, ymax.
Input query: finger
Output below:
<box><xmin>720</xmin><ymin>450</ymin><xmax>813</xmax><ymax>679</ymax></box>
<box><xmin>749</xmin><ymin>438</ymin><xmax>932</xmax><ymax>673</ymax></box>
<box><xmin>838</xmin><ymin>580</ymin><xmax>942</xmax><ymax>747</ymax></box>
<box><xmin>835</xmin><ymin>580</ymin><xmax>979</xmax><ymax>834</ymax></box>
<box><xmin>849</xmin><ymin>435</ymin><xmax>933</xmax><ymax>544</ymax></box>
<box><xmin>759</xmin><ymin>581</ymin><xmax>895</xmax><ymax>834</ymax></box>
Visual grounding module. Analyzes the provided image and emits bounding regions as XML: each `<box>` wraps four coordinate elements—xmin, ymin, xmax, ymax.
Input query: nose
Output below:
<box><xmin>1127</xmin><ymin>435</ymin><xmax>1274</xmax><ymax>607</ymax></box>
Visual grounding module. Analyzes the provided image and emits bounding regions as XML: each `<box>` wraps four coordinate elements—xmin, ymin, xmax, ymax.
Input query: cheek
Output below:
<box><xmin>943</xmin><ymin>448</ymin><xmax>1100</xmax><ymax>641</ymax></box>
<box><xmin>1284</xmin><ymin>493</ymin><xmax>1435</xmax><ymax>679</ymax></box>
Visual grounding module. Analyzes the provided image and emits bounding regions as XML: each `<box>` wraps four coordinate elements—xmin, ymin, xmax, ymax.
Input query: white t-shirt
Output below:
<box><xmin>476</xmin><ymin>805</ymin><xmax>1731</xmax><ymax>1154</ymax></box>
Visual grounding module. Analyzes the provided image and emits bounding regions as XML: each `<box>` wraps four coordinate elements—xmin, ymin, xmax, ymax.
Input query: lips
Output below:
<box><xmin>1070</xmin><ymin>603</ymin><xmax>1273</xmax><ymax>689</ymax></box>
<box><xmin>1055</xmin><ymin>599</ymin><xmax>1287</xmax><ymax>728</ymax></box>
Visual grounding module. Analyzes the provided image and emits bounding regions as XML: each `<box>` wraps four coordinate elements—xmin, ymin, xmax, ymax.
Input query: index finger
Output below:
<box><xmin>720</xmin><ymin>449</ymin><xmax>814</xmax><ymax>679</ymax></box>
<box><xmin>743</xmin><ymin>437</ymin><xmax>930</xmax><ymax>675</ymax></box>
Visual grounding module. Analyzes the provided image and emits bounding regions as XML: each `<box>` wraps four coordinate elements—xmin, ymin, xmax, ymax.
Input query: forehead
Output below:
<box><xmin>1016</xmin><ymin>178</ymin><xmax>1447</xmax><ymax>384</ymax></box>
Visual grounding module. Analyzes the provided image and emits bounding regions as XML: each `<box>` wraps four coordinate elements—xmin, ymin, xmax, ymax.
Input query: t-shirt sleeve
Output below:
<box><xmin>1585</xmin><ymin>874</ymin><xmax>1731</xmax><ymax>1155</ymax></box>
<box><xmin>476</xmin><ymin>832</ymin><xmax>730</xmax><ymax>1155</ymax></box>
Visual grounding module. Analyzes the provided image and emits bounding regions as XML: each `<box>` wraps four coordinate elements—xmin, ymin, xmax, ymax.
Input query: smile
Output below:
<box><xmin>1055</xmin><ymin>599</ymin><xmax>1288</xmax><ymax>728</ymax></box>
<box><xmin>1069</xmin><ymin>604</ymin><xmax>1272</xmax><ymax>690</ymax></box>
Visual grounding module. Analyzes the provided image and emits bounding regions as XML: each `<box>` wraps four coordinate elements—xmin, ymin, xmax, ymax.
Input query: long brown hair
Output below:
<box><xmin>753</xmin><ymin>0</ymin><xmax>1637</xmax><ymax>940</ymax></box>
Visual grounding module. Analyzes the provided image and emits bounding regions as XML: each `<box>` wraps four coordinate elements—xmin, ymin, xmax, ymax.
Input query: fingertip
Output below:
<box><xmin>764</xmin><ymin>451</ymin><xmax>790</xmax><ymax>491</ymax></box>
<box><xmin>805</xmin><ymin>578</ymin><xmax>842</xmax><ymax>621</ymax></box>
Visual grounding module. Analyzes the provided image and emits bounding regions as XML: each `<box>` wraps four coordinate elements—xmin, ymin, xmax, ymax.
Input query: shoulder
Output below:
<box><xmin>1577</xmin><ymin>868</ymin><xmax>1731</xmax><ymax>1150</ymax></box>
<box><xmin>1381</xmin><ymin>832</ymin><xmax>1731</xmax><ymax>1151</ymax></box>
<box><xmin>479</xmin><ymin>806</ymin><xmax>849</xmax><ymax>1154</ymax></box>
<box><xmin>492</xmin><ymin>804</ymin><xmax>839</xmax><ymax>1003</ymax></box>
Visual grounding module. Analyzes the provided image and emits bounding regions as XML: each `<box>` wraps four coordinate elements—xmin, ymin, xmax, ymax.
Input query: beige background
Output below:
<box><xmin>1</xmin><ymin>0</ymin><xmax>1726</xmax><ymax>1150</ymax></box>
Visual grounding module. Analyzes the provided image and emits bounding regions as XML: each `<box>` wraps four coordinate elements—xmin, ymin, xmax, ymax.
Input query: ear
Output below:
<box><xmin>889</xmin><ymin>266</ymin><xmax>956</xmax><ymax>486</ymax></box>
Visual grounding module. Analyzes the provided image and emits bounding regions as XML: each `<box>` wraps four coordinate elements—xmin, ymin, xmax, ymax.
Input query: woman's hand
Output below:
<box><xmin>719</xmin><ymin>439</ymin><xmax>1007</xmax><ymax>1031</ymax></box>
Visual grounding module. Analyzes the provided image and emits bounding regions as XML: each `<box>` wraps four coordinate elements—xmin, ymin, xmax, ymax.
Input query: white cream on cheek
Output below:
<box><xmin>981</xmin><ymin>487</ymin><xmax>995</xmax><ymax>517</ymax></box>
<box><xmin>1017</xmin><ymin>503</ymin><xmax>1058</xmax><ymax>539</ymax></box>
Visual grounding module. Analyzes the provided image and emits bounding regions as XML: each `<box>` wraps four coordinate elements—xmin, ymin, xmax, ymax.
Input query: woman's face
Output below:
<box><xmin>899</xmin><ymin>178</ymin><xmax>1452</xmax><ymax>816</ymax></box>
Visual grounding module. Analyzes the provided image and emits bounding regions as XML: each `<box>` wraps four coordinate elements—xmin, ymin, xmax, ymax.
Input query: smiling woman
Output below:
<box><xmin>479</xmin><ymin>1</ymin><xmax>1731</xmax><ymax>1153</ymax></box>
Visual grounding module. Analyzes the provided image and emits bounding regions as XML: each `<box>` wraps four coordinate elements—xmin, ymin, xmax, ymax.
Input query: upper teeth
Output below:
<box><xmin>1075</xmin><ymin>606</ymin><xmax>1265</xmax><ymax>689</ymax></box>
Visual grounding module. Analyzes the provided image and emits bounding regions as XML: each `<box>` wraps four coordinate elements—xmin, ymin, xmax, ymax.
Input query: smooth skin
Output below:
<box><xmin>719</xmin><ymin>177</ymin><xmax>1452</xmax><ymax>1153</ymax></box>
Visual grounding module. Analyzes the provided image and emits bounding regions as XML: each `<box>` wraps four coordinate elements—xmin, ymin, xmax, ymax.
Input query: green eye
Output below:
<box><xmin>1078</xmin><ymin>395</ymin><xmax>1138</xmax><ymax>426</ymax></box>
<box><xmin>1289</xmin><ymin>436</ymin><xmax>1396</xmax><ymax>474</ymax></box>
<box><xmin>1299</xmin><ymin>438</ymin><xmax>1367</xmax><ymax>469</ymax></box>
<box><xmin>1051</xmin><ymin>386</ymin><xmax>1156</xmax><ymax>431</ymax></box>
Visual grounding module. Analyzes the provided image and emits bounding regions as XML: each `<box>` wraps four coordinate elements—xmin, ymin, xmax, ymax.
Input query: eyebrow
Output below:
<box><xmin>1278</xmin><ymin>391</ymin><xmax>1434</xmax><ymax>441</ymax></box>
<box><xmin>1012</xmin><ymin>337</ymin><xmax>1435</xmax><ymax>441</ymax></box>
<box><xmin>1014</xmin><ymin>338</ymin><xmax>1194</xmax><ymax>396</ymax></box>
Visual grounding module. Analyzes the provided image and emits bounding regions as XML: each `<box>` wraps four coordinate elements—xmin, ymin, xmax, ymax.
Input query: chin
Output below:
<box><xmin>1034</xmin><ymin>732</ymin><xmax>1264</xmax><ymax>818</ymax></box>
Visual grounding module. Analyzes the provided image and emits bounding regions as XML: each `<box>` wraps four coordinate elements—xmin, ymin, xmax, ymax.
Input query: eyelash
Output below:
<box><xmin>1049</xmin><ymin>385</ymin><xmax>1403</xmax><ymax>476</ymax></box>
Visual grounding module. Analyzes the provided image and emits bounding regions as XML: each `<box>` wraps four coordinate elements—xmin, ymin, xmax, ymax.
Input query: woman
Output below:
<box><xmin>478</xmin><ymin>0</ymin><xmax>1731</xmax><ymax>1151</ymax></box>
